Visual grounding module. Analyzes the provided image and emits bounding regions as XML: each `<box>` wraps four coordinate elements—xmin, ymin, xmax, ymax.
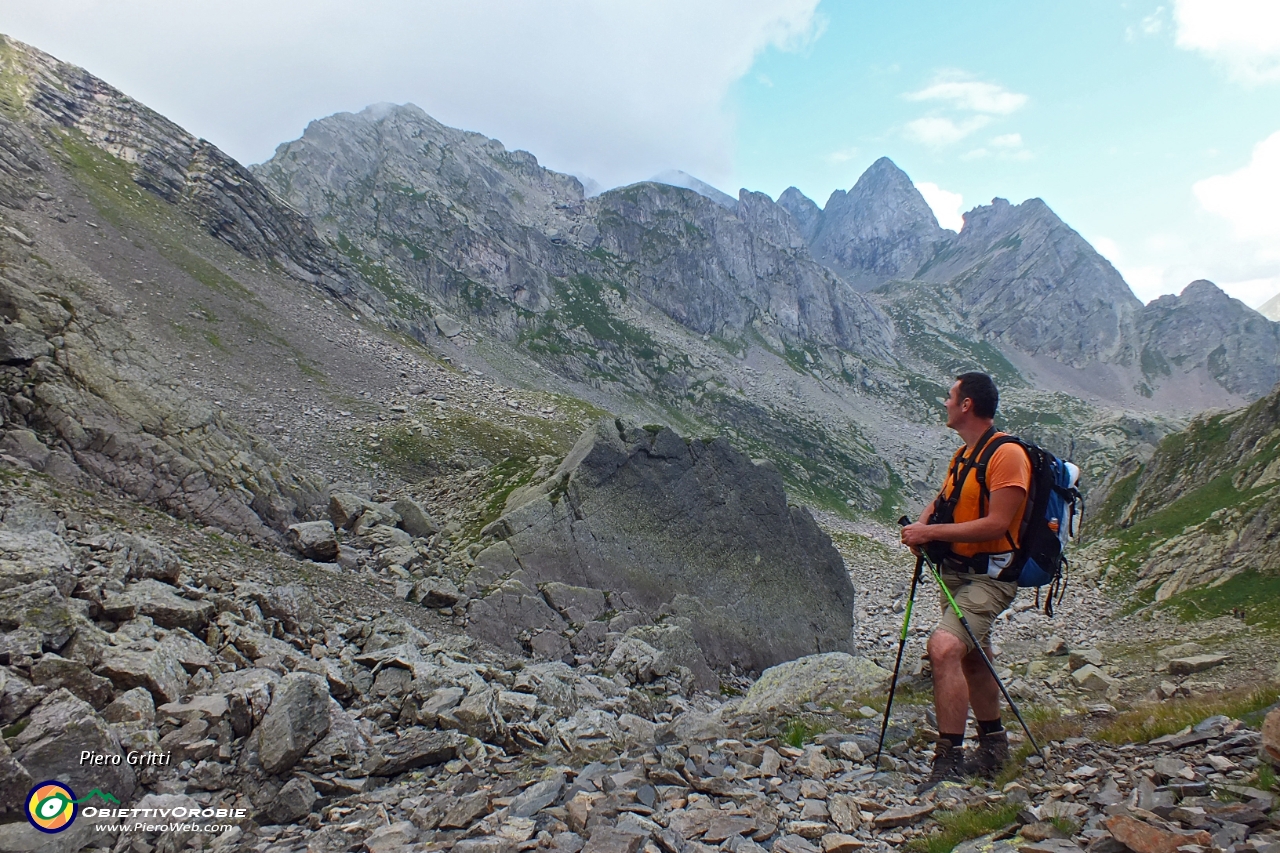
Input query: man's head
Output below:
<box><xmin>945</xmin><ymin>372</ymin><xmax>998</xmax><ymax>428</ymax></box>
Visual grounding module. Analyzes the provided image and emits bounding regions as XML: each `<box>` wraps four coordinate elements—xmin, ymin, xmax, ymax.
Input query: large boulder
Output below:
<box><xmin>256</xmin><ymin>672</ymin><xmax>331</xmax><ymax>774</ymax></box>
<box><xmin>736</xmin><ymin>653</ymin><xmax>892</xmax><ymax>718</ymax></box>
<box><xmin>11</xmin><ymin>688</ymin><xmax>137</xmax><ymax>803</ymax></box>
<box><xmin>472</xmin><ymin>419</ymin><xmax>857</xmax><ymax>672</ymax></box>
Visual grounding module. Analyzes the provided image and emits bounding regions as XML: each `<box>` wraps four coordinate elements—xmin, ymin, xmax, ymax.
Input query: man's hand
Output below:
<box><xmin>900</xmin><ymin>522</ymin><xmax>933</xmax><ymax>551</ymax></box>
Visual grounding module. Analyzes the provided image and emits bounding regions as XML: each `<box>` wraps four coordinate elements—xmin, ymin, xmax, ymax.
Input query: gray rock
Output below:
<box><xmin>365</xmin><ymin>821</ymin><xmax>419</xmax><ymax>853</ymax></box>
<box><xmin>102</xmin><ymin>579</ymin><xmax>215</xmax><ymax>632</ymax></box>
<box><xmin>0</xmin><ymin>737</ymin><xmax>32</xmax><ymax>816</ymax></box>
<box><xmin>1168</xmin><ymin>654</ymin><xmax>1228</xmax><ymax>676</ymax></box>
<box><xmin>434</xmin><ymin>314</ymin><xmax>463</xmax><ymax>337</ymax></box>
<box><xmin>262</xmin><ymin>776</ymin><xmax>318</xmax><ymax>825</ymax></box>
<box><xmin>413</xmin><ymin>577</ymin><xmax>460</xmax><ymax>608</ymax></box>
<box><xmin>365</xmin><ymin>728</ymin><xmax>464</xmax><ymax>776</ymax></box>
<box><xmin>1070</xmin><ymin>664</ymin><xmax>1118</xmax><ymax>693</ymax></box>
<box><xmin>0</xmin><ymin>322</ymin><xmax>52</xmax><ymax>363</ymax></box>
<box><xmin>0</xmin><ymin>584</ymin><xmax>84</xmax><ymax>651</ymax></box>
<box><xmin>30</xmin><ymin>653</ymin><xmax>114</xmax><ymax>708</ymax></box>
<box><xmin>287</xmin><ymin>521</ymin><xmax>339</xmax><ymax>561</ymax></box>
<box><xmin>510</xmin><ymin>775</ymin><xmax>565</xmax><ymax>817</ymax></box>
<box><xmin>12</xmin><ymin>688</ymin><xmax>136</xmax><ymax>803</ymax></box>
<box><xmin>738</xmin><ymin>653</ymin><xmax>891</xmax><ymax>718</ymax></box>
<box><xmin>256</xmin><ymin>672</ymin><xmax>332</xmax><ymax>774</ymax></box>
<box><xmin>807</xmin><ymin>158</ymin><xmax>949</xmax><ymax>289</ymax></box>
<box><xmin>473</xmin><ymin>419</ymin><xmax>857</xmax><ymax>671</ymax></box>
<box><xmin>393</xmin><ymin>496</ymin><xmax>439</xmax><ymax>538</ymax></box>
<box><xmin>96</xmin><ymin>636</ymin><xmax>190</xmax><ymax>704</ymax></box>
<box><xmin>450</xmin><ymin>687</ymin><xmax>508</xmax><ymax>743</ymax></box>
<box><xmin>109</xmin><ymin>533</ymin><xmax>183</xmax><ymax>582</ymax></box>
<box><xmin>466</xmin><ymin>578</ymin><xmax>567</xmax><ymax>655</ymax></box>
<box><xmin>542</xmin><ymin>582</ymin><xmax>609</xmax><ymax>624</ymax></box>
<box><xmin>0</xmin><ymin>429</ymin><xmax>50</xmax><ymax>470</ymax></box>
<box><xmin>328</xmin><ymin>491</ymin><xmax>367</xmax><ymax>529</ymax></box>
<box><xmin>102</xmin><ymin>686</ymin><xmax>155</xmax><ymax>725</ymax></box>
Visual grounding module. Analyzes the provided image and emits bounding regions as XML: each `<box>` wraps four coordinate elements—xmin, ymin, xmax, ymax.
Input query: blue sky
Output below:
<box><xmin>3</xmin><ymin>0</ymin><xmax>1278</xmax><ymax>306</ymax></box>
<box><xmin>730</xmin><ymin>1</ymin><xmax>1280</xmax><ymax>307</ymax></box>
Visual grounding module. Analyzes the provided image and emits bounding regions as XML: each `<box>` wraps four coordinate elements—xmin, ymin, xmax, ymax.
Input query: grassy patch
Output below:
<box><xmin>995</xmin><ymin>706</ymin><xmax>1085</xmax><ymax>786</ymax></box>
<box><xmin>908</xmin><ymin>803</ymin><xmax>1021</xmax><ymax>853</ymax></box>
<box><xmin>1255</xmin><ymin>763</ymin><xmax>1276</xmax><ymax>793</ymax></box>
<box><xmin>1094</xmin><ymin>685</ymin><xmax>1280</xmax><ymax>745</ymax></box>
<box><xmin>780</xmin><ymin>718</ymin><xmax>830</xmax><ymax>748</ymax></box>
<box><xmin>1163</xmin><ymin>570</ymin><xmax>1280</xmax><ymax>632</ymax></box>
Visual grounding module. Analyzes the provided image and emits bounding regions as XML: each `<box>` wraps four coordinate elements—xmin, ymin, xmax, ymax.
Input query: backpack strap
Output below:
<box><xmin>974</xmin><ymin>434</ymin><xmax>1023</xmax><ymax>551</ymax></box>
<box><xmin>934</xmin><ymin>426</ymin><xmax>998</xmax><ymax>519</ymax></box>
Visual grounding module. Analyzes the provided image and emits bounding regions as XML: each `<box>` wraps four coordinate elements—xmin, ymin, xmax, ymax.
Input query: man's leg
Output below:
<box><xmin>961</xmin><ymin>645</ymin><xmax>1000</xmax><ymax>721</ymax></box>
<box><xmin>920</xmin><ymin>626</ymin><xmax>970</xmax><ymax>792</ymax></box>
<box><xmin>928</xmin><ymin>629</ymin><xmax>971</xmax><ymax>734</ymax></box>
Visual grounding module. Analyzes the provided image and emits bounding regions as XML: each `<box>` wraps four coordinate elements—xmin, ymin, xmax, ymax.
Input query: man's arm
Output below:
<box><xmin>900</xmin><ymin>486</ymin><xmax>1025</xmax><ymax>547</ymax></box>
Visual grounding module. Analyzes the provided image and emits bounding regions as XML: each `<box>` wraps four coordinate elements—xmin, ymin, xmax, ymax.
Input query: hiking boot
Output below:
<box><xmin>964</xmin><ymin>730</ymin><xmax>1010</xmax><ymax>778</ymax></box>
<box><xmin>917</xmin><ymin>739</ymin><xmax>966</xmax><ymax>793</ymax></box>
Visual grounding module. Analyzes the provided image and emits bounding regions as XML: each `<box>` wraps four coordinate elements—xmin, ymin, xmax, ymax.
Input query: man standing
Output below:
<box><xmin>900</xmin><ymin>372</ymin><xmax>1030</xmax><ymax>791</ymax></box>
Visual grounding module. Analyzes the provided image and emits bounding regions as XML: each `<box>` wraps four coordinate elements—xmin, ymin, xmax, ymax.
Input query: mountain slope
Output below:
<box><xmin>1088</xmin><ymin>381</ymin><xmax>1280</xmax><ymax>613</ymax></box>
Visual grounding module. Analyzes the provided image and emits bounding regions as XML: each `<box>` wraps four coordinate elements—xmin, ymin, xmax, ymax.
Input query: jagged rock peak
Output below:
<box><xmin>776</xmin><ymin>186</ymin><xmax>821</xmax><ymax>242</ymax></box>
<box><xmin>807</xmin><ymin>157</ymin><xmax>948</xmax><ymax>289</ymax></box>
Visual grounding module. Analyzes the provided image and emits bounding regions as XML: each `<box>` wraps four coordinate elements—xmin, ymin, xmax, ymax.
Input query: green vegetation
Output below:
<box><xmin>995</xmin><ymin>706</ymin><xmax>1085</xmax><ymax>787</ymax></box>
<box><xmin>1256</xmin><ymin>762</ymin><xmax>1276</xmax><ymax>793</ymax></box>
<box><xmin>780</xmin><ymin>718</ymin><xmax>830</xmax><ymax>748</ymax></box>
<box><xmin>1165</xmin><ymin>571</ymin><xmax>1280</xmax><ymax>631</ymax></box>
<box><xmin>1094</xmin><ymin>684</ymin><xmax>1280</xmax><ymax>745</ymax></box>
<box><xmin>908</xmin><ymin>803</ymin><xmax>1021</xmax><ymax>853</ymax></box>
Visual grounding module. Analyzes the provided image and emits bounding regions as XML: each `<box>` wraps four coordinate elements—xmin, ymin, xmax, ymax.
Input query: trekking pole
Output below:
<box><xmin>873</xmin><ymin>553</ymin><xmax>924</xmax><ymax>769</ymax></box>
<box><xmin>897</xmin><ymin>517</ymin><xmax>1043</xmax><ymax>758</ymax></box>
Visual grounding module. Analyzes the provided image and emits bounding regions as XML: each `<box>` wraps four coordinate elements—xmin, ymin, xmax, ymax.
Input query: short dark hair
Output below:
<box><xmin>955</xmin><ymin>372</ymin><xmax>998</xmax><ymax>419</ymax></box>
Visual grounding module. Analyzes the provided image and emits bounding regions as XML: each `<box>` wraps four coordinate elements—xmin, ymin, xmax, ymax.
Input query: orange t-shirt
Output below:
<box><xmin>938</xmin><ymin>434</ymin><xmax>1031</xmax><ymax>557</ymax></box>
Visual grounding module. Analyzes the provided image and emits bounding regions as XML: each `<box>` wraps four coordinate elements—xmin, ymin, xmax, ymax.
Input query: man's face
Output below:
<box><xmin>944</xmin><ymin>381</ymin><xmax>966</xmax><ymax>428</ymax></box>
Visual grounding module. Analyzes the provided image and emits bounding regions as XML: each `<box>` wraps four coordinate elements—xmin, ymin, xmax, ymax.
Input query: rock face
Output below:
<box><xmin>1099</xmin><ymin>383</ymin><xmax>1280</xmax><ymax>599</ymax></box>
<box><xmin>805</xmin><ymin>158</ymin><xmax>950</xmax><ymax>290</ymax></box>
<box><xmin>1137</xmin><ymin>280</ymin><xmax>1280</xmax><ymax>398</ymax></box>
<box><xmin>254</xmin><ymin>103</ymin><xmax>895</xmax><ymax>363</ymax></box>
<box><xmin>913</xmin><ymin>197</ymin><xmax>1143</xmax><ymax>369</ymax></box>
<box><xmin>470</xmin><ymin>419</ymin><xmax>856</xmax><ymax>672</ymax></box>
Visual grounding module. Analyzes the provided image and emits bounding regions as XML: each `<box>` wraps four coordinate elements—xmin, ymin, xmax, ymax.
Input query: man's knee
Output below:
<box><xmin>928</xmin><ymin>630</ymin><xmax>968</xmax><ymax>669</ymax></box>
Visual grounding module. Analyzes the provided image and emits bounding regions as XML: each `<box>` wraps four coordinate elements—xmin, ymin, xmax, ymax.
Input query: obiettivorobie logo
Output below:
<box><xmin>25</xmin><ymin>782</ymin><xmax>119</xmax><ymax>833</ymax></box>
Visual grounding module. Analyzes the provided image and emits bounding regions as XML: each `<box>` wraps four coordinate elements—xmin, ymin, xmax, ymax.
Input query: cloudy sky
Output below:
<box><xmin>3</xmin><ymin>0</ymin><xmax>1279</xmax><ymax>307</ymax></box>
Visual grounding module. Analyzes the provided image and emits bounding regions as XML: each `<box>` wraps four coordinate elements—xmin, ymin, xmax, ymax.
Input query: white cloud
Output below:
<box><xmin>905</xmin><ymin>116</ymin><xmax>991</xmax><ymax>146</ymax></box>
<box><xmin>991</xmin><ymin>133</ymin><xmax>1023</xmax><ymax>149</ymax></box>
<box><xmin>1193</xmin><ymin>130</ymin><xmax>1280</xmax><ymax>242</ymax></box>
<box><xmin>1091</xmin><ymin>236</ymin><xmax>1124</xmax><ymax>263</ymax></box>
<box><xmin>1174</xmin><ymin>0</ymin><xmax>1280</xmax><ymax>82</ymax></box>
<box><xmin>0</xmin><ymin>0</ymin><xmax>822</xmax><ymax>189</ymax></box>
<box><xmin>905</xmin><ymin>78</ymin><xmax>1029</xmax><ymax>115</ymax></box>
<box><xmin>1126</xmin><ymin>6</ymin><xmax>1167</xmax><ymax>41</ymax></box>
<box><xmin>916</xmin><ymin>182</ymin><xmax>965</xmax><ymax>232</ymax></box>
<box><xmin>825</xmin><ymin>146</ymin><xmax>859</xmax><ymax>164</ymax></box>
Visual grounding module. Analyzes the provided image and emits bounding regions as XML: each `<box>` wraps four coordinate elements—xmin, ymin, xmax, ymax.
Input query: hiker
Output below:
<box><xmin>900</xmin><ymin>372</ymin><xmax>1031</xmax><ymax>790</ymax></box>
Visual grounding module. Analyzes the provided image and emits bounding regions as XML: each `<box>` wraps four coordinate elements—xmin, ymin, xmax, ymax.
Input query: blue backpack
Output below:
<box><xmin>974</xmin><ymin>436</ymin><xmax>1083</xmax><ymax>615</ymax></box>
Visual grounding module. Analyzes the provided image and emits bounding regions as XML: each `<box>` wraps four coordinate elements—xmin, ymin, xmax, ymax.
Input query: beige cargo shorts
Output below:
<box><xmin>936</xmin><ymin>569</ymin><xmax>1017</xmax><ymax>652</ymax></box>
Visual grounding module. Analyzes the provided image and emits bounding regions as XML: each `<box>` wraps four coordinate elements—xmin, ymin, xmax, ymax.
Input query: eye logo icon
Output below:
<box><xmin>27</xmin><ymin>781</ymin><xmax>77</xmax><ymax>833</ymax></box>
